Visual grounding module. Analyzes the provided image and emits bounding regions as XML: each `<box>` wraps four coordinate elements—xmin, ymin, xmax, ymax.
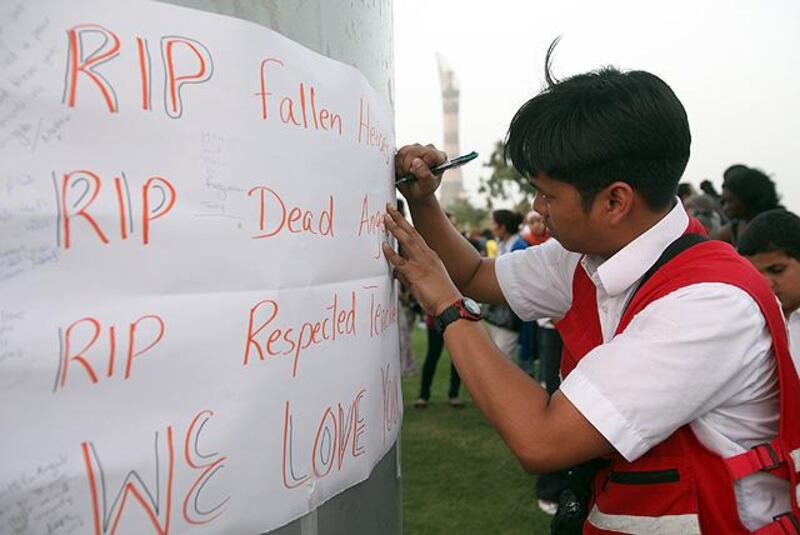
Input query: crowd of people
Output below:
<box><xmin>389</xmin><ymin>43</ymin><xmax>800</xmax><ymax>534</ymax></box>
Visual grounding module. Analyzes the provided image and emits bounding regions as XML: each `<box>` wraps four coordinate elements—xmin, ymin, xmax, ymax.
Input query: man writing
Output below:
<box><xmin>383</xmin><ymin>56</ymin><xmax>800</xmax><ymax>533</ymax></box>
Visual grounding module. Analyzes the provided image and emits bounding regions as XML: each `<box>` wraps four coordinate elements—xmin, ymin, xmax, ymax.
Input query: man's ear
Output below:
<box><xmin>604</xmin><ymin>181</ymin><xmax>635</xmax><ymax>226</ymax></box>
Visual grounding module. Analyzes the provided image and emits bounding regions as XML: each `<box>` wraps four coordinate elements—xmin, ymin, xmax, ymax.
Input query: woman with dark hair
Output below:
<box><xmin>718</xmin><ymin>165</ymin><xmax>782</xmax><ymax>245</ymax></box>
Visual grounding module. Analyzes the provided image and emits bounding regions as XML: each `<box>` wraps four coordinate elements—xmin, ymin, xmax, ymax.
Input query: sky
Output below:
<box><xmin>394</xmin><ymin>0</ymin><xmax>800</xmax><ymax>212</ymax></box>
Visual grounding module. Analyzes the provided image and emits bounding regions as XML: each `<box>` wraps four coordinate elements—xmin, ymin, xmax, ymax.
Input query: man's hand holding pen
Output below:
<box><xmin>394</xmin><ymin>144</ymin><xmax>448</xmax><ymax>200</ymax></box>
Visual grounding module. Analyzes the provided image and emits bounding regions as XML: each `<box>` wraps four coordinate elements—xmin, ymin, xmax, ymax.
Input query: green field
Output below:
<box><xmin>401</xmin><ymin>323</ymin><xmax>553</xmax><ymax>534</ymax></box>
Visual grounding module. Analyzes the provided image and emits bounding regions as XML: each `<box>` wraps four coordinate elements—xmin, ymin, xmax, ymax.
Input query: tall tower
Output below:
<box><xmin>437</xmin><ymin>54</ymin><xmax>465</xmax><ymax>208</ymax></box>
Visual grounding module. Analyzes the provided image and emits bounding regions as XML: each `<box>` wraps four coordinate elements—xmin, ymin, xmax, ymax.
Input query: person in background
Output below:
<box><xmin>483</xmin><ymin>210</ymin><xmax>525</xmax><ymax>359</ymax></box>
<box><xmin>718</xmin><ymin>165</ymin><xmax>782</xmax><ymax>245</ymax></box>
<box><xmin>467</xmin><ymin>228</ymin><xmax>487</xmax><ymax>255</ymax></box>
<box><xmin>396</xmin><ymin>199</ymin><xmax>418</xmax><ymax>377</ymax></box>
<box><xmin>700</xmin><ymin>178</ymin><xmax>722</xmax><ymax>204</ymax></box>
<box><xmin>520</xmin><ymin>208</ymin><xmax>568</xmax><ymax>514</ymax></box>
<box><xmin>398</xmin><ymin>283</ymin><xmax>418</xmax><ymax>377</ymax></box>
<box><xmin>488</xmin><ymin>211</ymin><xmax>523</xmax><ymax>255</ymax></box>
<box><xmin>482</xmin><ymin>228</ymin><xmax>498</xmax><ymax>258</ymax></box>
<box><xmin>414</xmin><ymin>210</ymin><xmax>464</xmax><ymax>409</ymax></box>
<box><xmin>676</xmin><ymin>182</ymin><xmax>696</xmax><ymax>205</ymax></box>
<box><xmin>684</xmin><ymin>192</ymin><xmax>722</xmax><ymax>237</ymax></box>
<box><xmin>738</xmin><ymin>208</ymin><xmax>800</xmax><ymax>373</ymax></box>
<box><xmin>414</xmin><ymin>313</ymin><xmax>464</xmax><ymax>409</ymax></box>
<box><xmin>517</xmin><ymin>211</ymin><xmax>544</xmax><ymax>375</ymax></box>
<box><xmin>699</xmin><ymin>178</ymin><xmax>727</xmax><ymax>223</ymax></box>
<box><xmin>520</xmin><ymin>210</ymin><xmax>550</xmax><ymax>246</ymax></box>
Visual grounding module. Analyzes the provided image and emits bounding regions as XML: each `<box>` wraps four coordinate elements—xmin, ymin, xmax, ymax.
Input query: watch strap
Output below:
<box><xmin>434</xmin><ymin>299</ymin><xmax>481</xmax><ymax>332</ymax></box>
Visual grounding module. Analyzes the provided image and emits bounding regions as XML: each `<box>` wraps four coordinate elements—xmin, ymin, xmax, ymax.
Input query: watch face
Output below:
<box><xmin>463</xmin><ymin>298</ymin><xmax>481</xmax><ymax>316</ymax></box>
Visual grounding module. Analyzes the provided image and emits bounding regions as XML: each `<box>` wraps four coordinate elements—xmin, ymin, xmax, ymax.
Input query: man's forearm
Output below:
<box><xmin>382</xmin><ymin>192</ymin><xmax>614</xmax><ymax>470</ymax></box>
<box><xmin>441</xmin><ymin>320</ymin><xmax>555</xmax><ymax>470</ymax></box>
<box><xmin>407</xmin><ymin>196</ymin><xmax>484</xmax><ymax>292</ymax></box>
<box><xmin>442</xmin><ymin>320</ymin><xmax>614</xmax><ymax>472</ymax></box>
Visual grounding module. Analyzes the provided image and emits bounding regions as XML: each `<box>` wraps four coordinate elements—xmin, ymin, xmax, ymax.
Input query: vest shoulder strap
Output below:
<box><xmin>622</xmin><ymin>233</ymin><xmax>707</xmax><ymax>317</ymax></box>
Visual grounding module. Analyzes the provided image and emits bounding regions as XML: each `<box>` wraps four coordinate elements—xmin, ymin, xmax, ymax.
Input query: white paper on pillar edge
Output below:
<box><xmin>0</xmin><ymin>1</ymin><xmax>403</xmax><ymax>533</ymax></box>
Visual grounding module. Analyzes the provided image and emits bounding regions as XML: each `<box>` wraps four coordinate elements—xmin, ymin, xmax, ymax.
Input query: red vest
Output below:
<box><xmin>556</xmin><ymin>224</ymin><xmax>800</xmax><ymax>534</ymax></box>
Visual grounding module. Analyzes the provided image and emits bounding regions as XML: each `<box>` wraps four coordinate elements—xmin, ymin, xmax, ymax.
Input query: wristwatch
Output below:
<box><xmin>433</xmin><ymin>297</ymin><xmax>482</xmax><ymax>332</ymax></box>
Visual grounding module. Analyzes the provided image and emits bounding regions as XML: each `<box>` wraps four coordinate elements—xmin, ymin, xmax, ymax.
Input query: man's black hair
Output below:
<box><xmin>738</xmin><ymin>209</ymin><xmax>800</xmax><ymax>261</ymax></box>
<box><xmin>722</xmin><ymin>165</ymin><xmax>781</xmax><ymax>215</ymax></box>
<box><xmin>492</xmin><ymin>209</ymin><xmax>523</xmax><ymax>234</ymax></box>
<box><xmin>505</xmin><ymin>38</ymin><xmax>691</xmax><ymax>211</ymax></box>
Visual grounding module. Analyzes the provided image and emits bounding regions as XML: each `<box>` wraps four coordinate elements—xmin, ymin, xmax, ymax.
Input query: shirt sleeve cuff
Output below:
<box><xmin>559</xmin><ymin>367</ymin><xmax>651</xmax><ymax>462</ymax></box>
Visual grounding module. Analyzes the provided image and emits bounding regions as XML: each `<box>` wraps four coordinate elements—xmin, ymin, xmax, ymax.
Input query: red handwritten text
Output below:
<box><xmin>243</xmin><ymin>292</ymin><xmax>357</xmax><ymax>377</ymax></box>
<box><xmin>381</xmin><ymin>364</ymin><xmax>401</xmax><ymax>443</ymax></box>
<box><xmin>357</xmin><ymin>98</ymin><xmax>391</xmax><ymax>163</ymax></box>
<box><xmin>248</xmin><ymin>186</ymin><xmax>334</xmax><ymax>239</ymax></box>
<box><xmin>63</xmin><ymin>24</ymin><xmax>213</xmax><ymax>117</ymax></box>
<box><xmin>281</xmin><ymin>389</ymin><xmax>367</xmax><ymax>489</ymax></box>
<box><xmin>366</xmin><ymin>286</ymin><xmax>398</xmax><ymax>338</ymax></box>
<box><xmin>255</xmin><ymin>57</ymin><xmax>344</xmax><ymax>135</ymax></box>
<box><xmin>81</xmin><ymin>409</ymin><xmax>228</xmax><ymax>534</ymax></box>
<box><xmin>58</xmin><ymin>169</ymin><xmax>176</xmax><ymax>249</ymax></box>
<box><xmin>55</xmin><ymin>314</ymin><xmax>165</xmax><ymax>392</ymax></box>
<box><xmin>357</xmin><ymin>195</ymin><xmax>386</xmax><ymax>260</ymax></box>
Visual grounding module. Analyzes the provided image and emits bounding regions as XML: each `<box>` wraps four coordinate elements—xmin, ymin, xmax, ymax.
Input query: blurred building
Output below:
<box><xmin>437</xmin><ymin>54</ymin><xmax>466</xmax><ymax>208</ymax></box>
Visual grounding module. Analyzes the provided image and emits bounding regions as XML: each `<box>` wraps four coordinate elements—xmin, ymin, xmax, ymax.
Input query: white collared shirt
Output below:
<box><xmin>495</xmin><ymin>201</ymin><xmax>787</xmax><ymax>530</ymax></box>
<box><xmin>789</xmin><ymin>310</ymin><xmax>800</xmax><ymax>375</ymax></box>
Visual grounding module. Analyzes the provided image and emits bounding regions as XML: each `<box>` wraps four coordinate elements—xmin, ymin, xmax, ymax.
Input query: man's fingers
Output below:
<box><xmin>393</xmin><ymin>267</ymin><xmax>411</xmax><ymax>287</ymax></box>
<box><xmin>384</xmin><ymin>204</ymin><xmax>426</xmax><ymax>256</ymax></box>
<box><xmin>385</xmin><ymin>203</ymin><xmax>416</xmax><ymax>233</ymax></box>
<box><xmin>398</xmin><ymin>144</ymin><xmax>425</xmax><ymax>175</ymax></box>
<box><xmin>382</xmin><ymin>243</ymin><xmax>412</xmax><ymax>290</ymax></box>
<box><xmin>408</xmin><ymin>157</ymin><xmax>437</xmax><ymax>182</ymax></box>
<box><xmin>383</xmin><ymin>206</ymin><xmax>415</xmax><ymax>248</ymax></box>
<box><xmin>395</xmin><ymin>144</ymin><xmax>419</xmax><ymax>176</ymax></box>
<box><xmin>395</xmin><ymin>144</ymin><xmax>446</xmax><ymax>178</ymax></box>
<box><xmin>382</xmin><ymin>242</ymin><xmax>407</xmax><ymax>268</ymax></box>
<box><xmin>422</xmin><ymin>146</ymin><xmax>447</xmax><ymax>167</ymax></box>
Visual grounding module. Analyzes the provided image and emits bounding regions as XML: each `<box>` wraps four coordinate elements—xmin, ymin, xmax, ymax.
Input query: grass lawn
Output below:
<box><xmin>401</xmin><ymin>323</ymin><xmax>553</xmax><ymax>534</ymax></box>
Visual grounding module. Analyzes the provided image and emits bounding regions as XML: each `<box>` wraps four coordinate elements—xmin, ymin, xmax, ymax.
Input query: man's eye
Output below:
<box><xmin>767</xmin><ymin>266</ymin><xmax>785</xmax><ymax>275</ymax></box>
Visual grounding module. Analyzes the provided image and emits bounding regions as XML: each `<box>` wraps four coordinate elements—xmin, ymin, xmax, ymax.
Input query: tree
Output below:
<box><xmin>478</xmin><ymin>140</ymin><xmax>535</xmax><ymax>211</ymax></box>
<box><xmin>449</xmin><ymin>197</ymin><xmax>489</xmax><ymax>231</ymax></box>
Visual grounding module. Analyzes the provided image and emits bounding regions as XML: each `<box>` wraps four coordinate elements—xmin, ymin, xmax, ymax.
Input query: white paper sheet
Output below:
<box><xmin>0</xmin><ymin>1</ymin><xmax>401</xmax><ymax>533</ymax></box>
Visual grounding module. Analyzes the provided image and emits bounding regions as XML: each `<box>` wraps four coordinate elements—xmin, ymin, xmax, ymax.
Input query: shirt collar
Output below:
<box><xmin>582</xmin><ymin>200</ymin><xmax>689</xmax><ymax>297</ymax></box>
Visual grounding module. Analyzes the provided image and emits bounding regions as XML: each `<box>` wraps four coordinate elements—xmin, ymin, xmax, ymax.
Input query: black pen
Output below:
<box><xmin>395</xmin><ymin>151</ymin><xmax>479</xmax><ymax>186</ymax></box>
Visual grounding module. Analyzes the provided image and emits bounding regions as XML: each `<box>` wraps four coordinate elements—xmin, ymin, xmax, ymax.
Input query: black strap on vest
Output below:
<box><xmin>622</xmin><ymin>233</ymin><xmax>707</xmax><ymax>317</ymax></box>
